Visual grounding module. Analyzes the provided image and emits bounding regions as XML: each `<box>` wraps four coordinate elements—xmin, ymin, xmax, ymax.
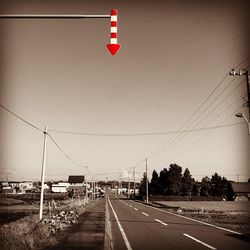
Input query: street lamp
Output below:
<box><xmin>235</xmin><ymin>113</ymin><xmax>250</xmax><ymax>135</ymax></box>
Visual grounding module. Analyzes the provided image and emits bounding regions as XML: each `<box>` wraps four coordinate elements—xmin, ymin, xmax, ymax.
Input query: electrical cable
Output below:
<box><xmin>47</xmin><ymin>133</ymin><xmax>83</xmax><ymax>168</ymax></box>
<box><xmin>167</xmin><ymin>105</ymin><xmax>245</xmax><ymax>164</ymax></box>
<box><xmin>132</xmin><ymin>58</ymin><xmax>249</xmax><ymax>168</ymax></box>
<box><xmin>0</xmin><ymin>104</ymin><xmax>43</xmax><ymax>132</ymax></box>
<box><xmin>158</xmin><ymin>79</ymin><xmax>245</xmax><ymax>157</ymax></box>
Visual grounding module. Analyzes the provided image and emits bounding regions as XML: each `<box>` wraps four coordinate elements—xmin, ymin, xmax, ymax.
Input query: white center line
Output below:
<box><xmin>134</xmin><ymin>208</ymin><xmax>138</xmax><ymax>211</ymax></box>
<box><xmin>155</xmin><ymin>219</ymin><xmax>168</xmax><ymax>226</ymax></box>
<box><xmin>131</xmin><ymin>200</ymin><xmax>241</xmax><ymax>235</ymax></box>
<box><xmin>183</xmin><ymin>233</ymin><xmax>216</xmax><ymax>250</ymax></box>
<box><xmin>141</xmin><ymin>212</ymin><xmax>149</xmax><ymax>216</ymax></box>
<box><xmin>108</xmin><ymin>198</ymin><xmax>133</xmax><ymax>250</ymax></box>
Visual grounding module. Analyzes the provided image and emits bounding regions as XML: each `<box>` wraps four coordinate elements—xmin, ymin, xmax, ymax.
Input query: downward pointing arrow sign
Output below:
<box><xmin>107</xmin><ymin>9</ymin><xmax>121</xmax><ymax>56</ymax></box>
<box><xmin>107</xmin><ymin>44</ymin><xmax>121</xmax><ymax>56</ymax></box>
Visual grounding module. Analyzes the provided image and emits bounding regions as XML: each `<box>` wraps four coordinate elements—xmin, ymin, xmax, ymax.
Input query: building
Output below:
<box><xmin>52</xmin><ymin>182</ymin><xmax>69</xmax><ymax>193</ymax></box>
<box><xmin>229</xmin><ymin>182</ymin><xmax>250</xmax><ymax>201</ymax></box>
<box><xmin>68</xmin><ymin>175</ymin><xmax>86</xmax><ymax>196</ymax></box>
<box><xmin>68</xmin><ymin>175</ymin><xmax>85</xmax><ymax>185</ymax></box>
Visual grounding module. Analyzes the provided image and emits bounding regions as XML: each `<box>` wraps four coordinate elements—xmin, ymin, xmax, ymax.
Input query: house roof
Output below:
<box><xmin>68</xmin><ymin>175</ymin><xmax>85</xmax><ymax>183</ymax></box>
<box><xmin>231</xmin><ymin>182</ymin><xmax>250</xmax><ymax>193</ymax></box>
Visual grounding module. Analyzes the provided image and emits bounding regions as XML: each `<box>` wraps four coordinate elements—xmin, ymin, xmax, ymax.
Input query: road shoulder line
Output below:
<box><xmin>108</xmin><ymin>197</ymin><xmax>133</xmax><ymax>250</ymax></box>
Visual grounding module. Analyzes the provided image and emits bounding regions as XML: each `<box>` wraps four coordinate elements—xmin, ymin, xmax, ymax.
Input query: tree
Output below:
<box><xmin>181</xmin><ymin>168</ymin><xmax>194</xmax><ymax>196</ymax></box>
<box><xmin>167</xmin><ymin>164</ymin><xmax>182</xmax><ymax>195</ymax></box>
<box><xmin>150</xmin><ymin>170</ymin><xmax>160</xmax><ymax>195</ymax></box>
<box><xmin>158</xmin><ymin>168</ymin><xmax>169</xmax><ymax>195</ymax></box>
<box><xmin>139</xmin><ymin>172</ymin><xmax>149</xmax><ymax>198</ymax></box>
<box><xmin>211</xmin><ymin>173</ymin><xmax>228</xmax><ymax>197</ymax></box>
<box><xmin>200</xmin><ymin>176</ymin><xmax>211</xmax><ymax>196</ymax></box>
<box><xmin>191</xmin><ymin>181</ymin><xmax>200</xmax><ymax>196</ymax></box>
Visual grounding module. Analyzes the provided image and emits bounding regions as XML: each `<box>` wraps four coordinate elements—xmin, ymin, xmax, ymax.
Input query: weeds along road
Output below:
<box><xmin>107</xmin><ymin>193</ymin><xmax>250</xmax><ymax>250</ymax></box>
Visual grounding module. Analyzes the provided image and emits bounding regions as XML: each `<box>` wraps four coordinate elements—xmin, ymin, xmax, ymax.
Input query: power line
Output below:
<box><xmin>167</xmin><ymin>105</ymin><xmax>244</xmax><ymax>164</ymax></box>
<box><xmin>0</xmin><ymin>104</ymin><xmax>43</xmax><ymax>132</ymax></box>
<box><xmin>48</xmin><ymin>122</ymin><xmax>242</xmax><ymax>137</ymax></box>
<box><xmin>159</xmin><ymin>79</ymin><xmax>245</xmax><ymax>156</ymax></box>
<box><xmin>47</xmin><ymin>133</ymin><xmax>83</xmax><ymax>168</ymax></box>
<box><xmin>133</xmin><ymin>60</ymin><xmax>249</xmax><ymax>168</ymax></box>
<box><xmin>154</xmin><ymin>94</ymin><xmax>245</xmax><ymax>164</ymax></box>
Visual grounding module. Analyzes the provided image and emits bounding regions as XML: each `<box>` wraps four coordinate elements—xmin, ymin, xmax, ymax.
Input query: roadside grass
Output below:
<box><xmin>0</xmin><ymin>197</ymin><xmax>88</xmax><ymax>249</ymax></box>
<box><xmin>0</xmin><ymin>214</ymin><xmax>56</xmax><ymax>250</ymax></box>
<box><xmin>155</xmin><ymin>201</ymin><xmax>250</xmax><ymax>235</ymax></box>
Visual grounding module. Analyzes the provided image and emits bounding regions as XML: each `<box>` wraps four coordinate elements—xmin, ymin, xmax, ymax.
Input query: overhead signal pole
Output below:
<box><xmin>0</xmin><ymin>9</ymin><xmax>121</xmax><ymax>56</ymax></box>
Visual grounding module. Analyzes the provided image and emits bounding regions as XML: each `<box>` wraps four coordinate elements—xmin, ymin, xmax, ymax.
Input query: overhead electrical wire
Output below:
<box><xmin>132</xmin><ymin>58</ymin><xmax>249</xmax><ymax>168</ymax></box>
<box><xmin>48</xmin><ymin>122</ymin><xmax>243</xmax><ymax>137</ymax></box>
<box><xmin>0</xmin><ymin>104</ymin><xmax>43</xmax><ymax>132</ymax></box>
<box><xmin>159</xmin><ymin>94</ymin><xmax>245</xmax><ymax>162</ymax></box>
<box><xmin>47</xmin><ymin>133</ymin><xmax>83</xmax><ymax>168</ymax></box>
<box><xmin>158</xmin><ymin>78</ymin><xmax>245</xmax><ymax>156</ymax></box>
<box><xmin>167</xmin><ymin>105</ymin><xmax>244</xmax><ymax>164</ymax></box>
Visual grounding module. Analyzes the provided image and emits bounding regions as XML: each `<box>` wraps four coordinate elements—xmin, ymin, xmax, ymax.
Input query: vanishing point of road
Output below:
<box><xmin>107</xmin><ymin>193</ymin><xmax>250</xmax><ymax>250</ymax></box>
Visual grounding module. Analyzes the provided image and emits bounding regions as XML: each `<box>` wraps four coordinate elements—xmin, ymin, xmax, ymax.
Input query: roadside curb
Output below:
<box><xmin>104</xmin><ymin>195</ymin><xmax>113</xmax><ymax>250</ymax></box>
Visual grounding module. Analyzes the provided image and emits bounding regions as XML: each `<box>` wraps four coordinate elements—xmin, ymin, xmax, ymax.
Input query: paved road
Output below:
<box><xmin>107</xmin><ymin>193</ymin><xmax>250</xmax><ymax>250</ymax></box>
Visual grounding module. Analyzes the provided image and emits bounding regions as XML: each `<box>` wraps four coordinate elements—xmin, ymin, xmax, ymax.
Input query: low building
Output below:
<box><xmin>68</xmin><ymin>175</ymin><xmax>85</xmax><ymax>186</ymax></box>
<box><xmin>52</xmin><ymin>182</ymin><xmax>69</xmax><ymax>193</ymax></box>
<box><xmin>68</xmin><ymin>175</ymin><xmax>86</xmax><ymax>196</ymax></box>
<box><xmin>230</xmin><ymin>182</ymin><xmax>250</xmax><ymax>201</ymax></box>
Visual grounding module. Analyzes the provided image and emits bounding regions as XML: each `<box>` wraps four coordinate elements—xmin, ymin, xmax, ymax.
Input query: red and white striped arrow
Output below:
<box><xmin>107</xmin><ymin>9</ymin><xmax>121</xmax><ymax>56</ymax></box>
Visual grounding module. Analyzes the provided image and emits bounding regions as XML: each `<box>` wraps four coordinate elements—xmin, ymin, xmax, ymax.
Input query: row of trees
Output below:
<box><xmin>139</xmin><ymin>163</ymin><xmax>231</xmax><ymax>198</ymax></box>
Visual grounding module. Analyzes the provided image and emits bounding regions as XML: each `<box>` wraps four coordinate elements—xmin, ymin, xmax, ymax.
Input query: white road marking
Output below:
<box><xmin>131</xmin><ymin>201</ymin><xmax>241</xmax><ymax>235</ymax></box>
<box><xmin>155</xmin><ymin>219</ymin><xmax>168</xmax><ymax>226</ymax></box>
<box><xmin>141</xmin><ymin>212</ymin><xmax>149</xmax><ymax>216</ymax></box>
<box><xmin>183</xmin><ymin>233</ymin><xmax>216</xmax><ymax>250</ymax></box>
<box><xmin>134</xmin><ymin>208</ymin><xmax>138</xmax><ymax>211</ymax></box>
<box><xmin>108</xmin><ymin>198</ymin><xmax>133</xmax><ymax>250</ymax></box>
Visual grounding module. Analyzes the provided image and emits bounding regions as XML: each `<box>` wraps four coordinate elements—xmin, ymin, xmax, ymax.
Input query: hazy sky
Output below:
<box><xmin>0</xmin><ymin>0</ymin><xmax>249</xmax><ymax>182</ymax></box>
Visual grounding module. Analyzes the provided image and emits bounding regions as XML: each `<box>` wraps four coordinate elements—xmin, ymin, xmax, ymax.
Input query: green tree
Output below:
<box><xmin>181</xmin><ymin>168</ymin><xmax>194</xmax><ymax>196</ymax></box>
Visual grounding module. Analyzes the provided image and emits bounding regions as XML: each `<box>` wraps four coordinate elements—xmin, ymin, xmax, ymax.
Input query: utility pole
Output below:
<box><xmin>229</xmin><ymin>68</ymin><xmax>250</xmax><ymax>119</ymax></box>
<box><xmin>145</xmin><ymin>159</ymin><xmax>149</xmax><ymax>203</ymax></box>
<box><xmin>128</xmin><ymin>171</ymin><xmax>130</xmax><ymax>198</ymax></box>
<box><xmin>39</xmin><ymin>126</ymin><xmax>48</xmax><ymax>220</ymax></box>
<box><xmin>133</xmin><ymin>166</ymin><xmax>136</xmax><ymax>199</ymax></box>
<box><xmin>85</xmin><ymin>165</ymin><xmax>88</xmax><ymax>202</ymax></box>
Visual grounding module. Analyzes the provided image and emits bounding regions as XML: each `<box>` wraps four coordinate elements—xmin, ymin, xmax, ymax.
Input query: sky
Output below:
<box><xmin>0</xmin><ymin>0</ymin><xmax>249</xmax><ymax>182</ymax></box>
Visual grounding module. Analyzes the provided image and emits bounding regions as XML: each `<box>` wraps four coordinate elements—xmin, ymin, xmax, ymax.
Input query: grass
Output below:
<box><xmin>0</xmin><ymin>214</ymin><xmax>57</xmax><ymax>250</ymax></box>
<box><xmin>0</xmin><ymin>196</ymin><xmax>88</xmax><ymax>249</ymax></box>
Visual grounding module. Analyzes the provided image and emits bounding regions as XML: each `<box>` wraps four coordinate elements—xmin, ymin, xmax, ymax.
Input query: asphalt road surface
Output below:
<box><xmin>107</xmin><ymin>193</ymin><xmax>250</xmax><ymax>250</ymax></box>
